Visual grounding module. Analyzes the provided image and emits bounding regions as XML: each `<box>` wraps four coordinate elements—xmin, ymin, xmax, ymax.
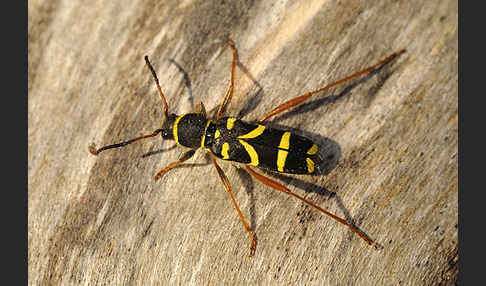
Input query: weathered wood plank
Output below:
<box><xmin>29</xmin><ymin>0</ymin><xmax>458</xmax><ymax>284</ymax></box>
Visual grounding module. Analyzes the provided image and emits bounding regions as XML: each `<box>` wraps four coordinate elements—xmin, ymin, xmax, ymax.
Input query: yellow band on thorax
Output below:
<box><xmin>173</xmin><ymin>114</ymin><xmax>185</xmax><ymax>144</ymax></box>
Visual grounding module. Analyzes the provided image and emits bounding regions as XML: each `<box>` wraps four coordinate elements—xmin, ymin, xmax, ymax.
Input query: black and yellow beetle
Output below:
<box><xmin>89</xmin><ymin>39</ymin><xmax>405</xmax><ymax>256</ymax></box>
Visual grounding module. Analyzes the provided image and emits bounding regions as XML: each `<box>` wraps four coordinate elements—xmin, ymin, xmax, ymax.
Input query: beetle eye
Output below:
<box><xmin>161</xmin><ymin>129</ymin><xmax>173</xmax><ymax>139</ymax></box>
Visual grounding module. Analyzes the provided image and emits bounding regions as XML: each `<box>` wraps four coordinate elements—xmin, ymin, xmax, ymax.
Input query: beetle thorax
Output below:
<box><xmin>172</xmin><ymin>113</ymin><xmax>209</xmax><ymax>148</ymax></box>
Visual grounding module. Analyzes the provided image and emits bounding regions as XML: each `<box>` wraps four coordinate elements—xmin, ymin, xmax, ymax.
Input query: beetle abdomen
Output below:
<box><xmin>208</xmin><ymin>117</ymin><xmax>321</xmax><ymax>174</ymax></box>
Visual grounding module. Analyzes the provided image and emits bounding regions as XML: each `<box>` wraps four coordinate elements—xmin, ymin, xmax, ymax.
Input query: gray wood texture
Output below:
<box><xmin>29</xmin><ymin>0</ymin><xmax>458</xmax><ymax>285</ymax></box>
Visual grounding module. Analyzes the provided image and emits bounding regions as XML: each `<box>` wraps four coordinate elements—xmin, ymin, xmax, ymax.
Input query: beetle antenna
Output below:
<box><xmin>89</xmin><ymin>129</ymin><xmax>163</xmax><ymax>155</ymax></box>
<box><xmin>145</xmin><ymin>56</ymin><xmax>169</xmax><ymax>118</ymax></box>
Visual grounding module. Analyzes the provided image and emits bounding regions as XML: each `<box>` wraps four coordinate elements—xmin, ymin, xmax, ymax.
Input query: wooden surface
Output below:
<box><xmin>28</xmin><ymin>0</ymin><xmax>458</xmax><ymax>285</ymax></box>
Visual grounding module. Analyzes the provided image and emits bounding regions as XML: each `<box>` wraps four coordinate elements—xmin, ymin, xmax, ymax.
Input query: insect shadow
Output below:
<box><xmin>168</xmin><ymin>58</ymin><xmax>194</xmax><ymax>109</ymax></box>
<box><xmin>234</xmin><ymin>60</ymin><xmax>264</xmax><ymax>119</ymax></box>
<box><xmin>264</xmin><ymin>171</ymin><xmax>375</xmax><ymax>245</ymax></box>
<box><xmin>141</xmin><ymin>144</ymin><xmax>178</xmax><ymax>158</ymax></box>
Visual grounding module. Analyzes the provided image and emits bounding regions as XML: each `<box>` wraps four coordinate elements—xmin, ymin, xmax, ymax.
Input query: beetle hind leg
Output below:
<box><xmin>245</xmin><ymin>165</ymin><xmax>379</xmax><ymax>249</ymax></box>
<box><xmin>212</xmin><ymin>156</ymin><xmax>256</xmax><ymax>257</ymax></box>
<box><xmin>257</xmin><ymin>49</ymin><xmax>406</xmax><ymax>123</ymax></box>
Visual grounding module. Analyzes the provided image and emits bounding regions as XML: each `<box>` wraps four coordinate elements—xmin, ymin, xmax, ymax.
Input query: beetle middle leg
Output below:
<box><xmin>245</xmin><ymin>165</ymin><xmax>379</xmax><ymax>249</ymax></box>
<box><xmin>212</xmin><ymin>156</ymin><xmax>256</xmax><ymax>257</ymax></box>
<box><xmin>154</xmin><ymin>149</ymin><xmax>196</xmax><ymax>181</ymax></box>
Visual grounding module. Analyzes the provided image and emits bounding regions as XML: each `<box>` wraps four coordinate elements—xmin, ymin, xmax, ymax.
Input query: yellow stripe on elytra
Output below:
<box><xmin>200</xmin><ymin>120</ymin><xmax>212</xmax><ymax>148</ymax></box>
<box><xmin>307</xmin><ymin>144</ymin><xmax>318</xmax><ymax>155</ymax></box>
<box><xmin>306</xmin><ymin>158</ymin><xmax>315</xmax><ymax>173</ymax></box>
<box><xmin>221</xmin><ymin>142</ymin><xmax>230</xmax><ymax>159</ymax></box>
<box><xmin>238</xmin><ymin>140</ymin><xmax>259</xmax><ymax>166</ymax></box>
<box><xmin>173</xmin><ymin>114</ymin><xmax>185</xmax><ymax>144</ymax></box>
<box><xmin>277</xmin><ymin>150</ymin><xmax>289</xmax><ymax>172</ymax></box>
<box><xmin>226</xmin><ymin>117</ymin><xmax>237</xmax><ymax>130</ymax></box>
<box><xmin>238</xmin><ymin>125</ymin><xmax>265</xmax><ymax>139</ymax></box>
<box><xmin>275</xmin><ymin>132</ymin><xmax>291</xmax><ymax>171</ymax></box>
<box><xmin>214</xmin><ymin>129</ymin><xmax>221</xmax><ymax>139</ymax></box>
<box><xmin>278</xmin><ymin>132</ymin><xmax>291</xmax><ymax>150</ymax></box>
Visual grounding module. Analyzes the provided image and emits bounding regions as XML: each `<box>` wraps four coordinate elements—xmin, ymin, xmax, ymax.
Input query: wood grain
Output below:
<box><xmin>28</xmin><ymin>0</ymin><xmax>458</xmax><ymax>285</ymax></box>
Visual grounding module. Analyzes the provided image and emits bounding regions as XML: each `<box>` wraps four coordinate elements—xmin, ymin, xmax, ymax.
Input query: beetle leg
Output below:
<box><xmin>258</xmin><ymin>49</ymin><xmax>405</xmax><ymax>123</ymax></box>
<box><xmin>245</xmin><ymin>165</ymin><xmax>380</xmax><ymax>249</ymax></box>
<box><xmin>216</xmin><ymin>38</ymin><xmax>238</xmax><ymax>119</ymax></box>
<box><xmin>212</xmin><ymin>156</ymin><xmax>256</xmax><ymax>257</ymax></box>
<box><xmin>154</xmin><ymin>149</ymin><xmax>196</xmax><ymax>181</ymax></box>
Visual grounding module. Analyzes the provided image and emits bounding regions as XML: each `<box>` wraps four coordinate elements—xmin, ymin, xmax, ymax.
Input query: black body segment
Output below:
<box><xmin>173</xmin><ymin>113</ymin><xmax>207</xmax><ymax>148</ymax></box>
<box><xmin>205</xmin><ymin>117</ymin><xmax>321</xmax><ymax>174</ymax></box>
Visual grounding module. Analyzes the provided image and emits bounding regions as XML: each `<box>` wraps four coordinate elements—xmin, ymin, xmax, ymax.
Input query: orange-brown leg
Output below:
<box><xmin>154</xmin><ymin>149</ymin><xmax>196</xmax><ymax>181</ymax></box>
<box><xmin>193</xmin><ymin>101</ymin><xmax>207</xmax><ymax>117</ymax></box>
<box><xmin>258</xmin><ymin>49</ymin><xmax>406</xmax><ymax>123</ymax></box>
<box><xmin>245</xmin><ymin>166</ymin><xmax>379</xmax><ymax>249</ymax></box>
<box><xmin>89</xmin><ymin>129</ymin><xmax>163</xmax><ymax>155</ymax></box>
<box><xmin>212</xmin><ymin>156</ymin><xmax>256</xmax><ymax>257</ymax></box>
<box><xmin>216</xmin><ymin>39</ymin><xmax>238</xmax><ymax>119</ymax></box>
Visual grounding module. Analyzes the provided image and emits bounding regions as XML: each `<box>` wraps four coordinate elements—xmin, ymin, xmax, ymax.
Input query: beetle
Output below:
<box><xmin>89</xmin><ymin>39</ymin><xmax>405</xmax><ymax>256</ymax></box>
